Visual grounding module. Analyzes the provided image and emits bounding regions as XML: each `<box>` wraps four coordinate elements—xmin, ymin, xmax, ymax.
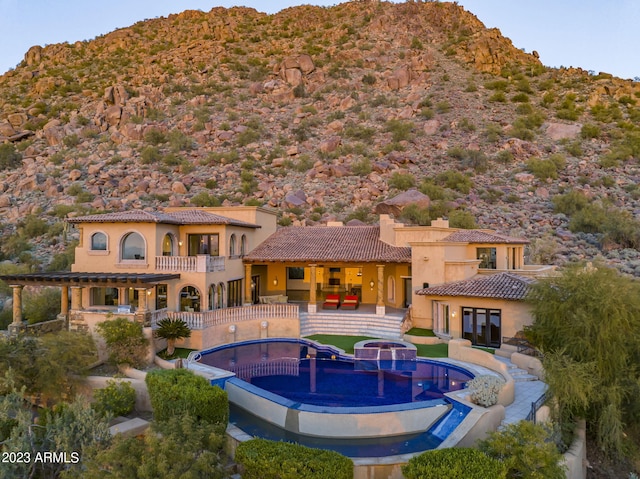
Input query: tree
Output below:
<box><xmin>526</xmin><ymin>263</ymin><xmax>640</xmax><ymax>455</ymax></box>
<box><xmin>154</xmin><ymin>317</ymin><xmax>191</xmax><ymax>356</ymax></box>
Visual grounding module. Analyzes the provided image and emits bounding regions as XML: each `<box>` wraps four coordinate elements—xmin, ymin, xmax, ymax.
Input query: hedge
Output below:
<box><xmin>145</xmin><ymin>369</ymin><xmax>228</xmax><ymax>432</ymax></box>
<box><xmin>235</xmin><ymin>438</ymin><xmax>353</xmax><ymax>479</ymax></box>
<box><xmin>402</xmin><ymin>448</ymin><xmax>507</xmax><ymax>479</ymax></box>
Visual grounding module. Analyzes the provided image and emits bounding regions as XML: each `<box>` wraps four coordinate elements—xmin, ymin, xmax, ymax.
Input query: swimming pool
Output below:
<box><xmin>200</xmin><ymin>338</ymin><xmax>473</xmax><ymax>408</ymax></box>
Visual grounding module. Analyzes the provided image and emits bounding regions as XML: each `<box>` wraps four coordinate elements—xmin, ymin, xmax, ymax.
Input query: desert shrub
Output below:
<box><xmin>145</xmin><ymin>369</ymin><xmax>228</xmax><ymax>432</ymax></box>
<box><xmin>418</xmin><ymin>180</ymin><xmax>449</xmax><ymax>200</ymax></box>
<box><xmin>511</xmin><ymin>92</ymin><xmax>530</xmax><ymax>103</ymax></box>
<box><xmin>526</xmin><ymin>157</ymin><xmax>558</xmax><ymax>180</ymax></box>
<box><xmin>484</xmin><ymin>79</ymin><xmax>509</xmax><ymax>91</ymax></box>
<box><xmin>144</xmin><ymin>128</ymin><xmax>167</xmax><ymax>145</ymax></box>
<box><xmin>140</xmin><ymin>145</ymin><xmax>162</xmax><ymax>164</ymax></box>
<box><xmin>402</xmin><ymin>448</ymin><xmax>506</xmax><ymax>479</ymax></box>
<box><xmin>344</xmin><ymin>122</ymin><xmax>376</xmax><ymax>140</ymax></box>
<box><xmin>0</xmin><ymin>143</ymin><xmax>22</xmax><ymax>170</ymax></box>
<box><xmin>448</xmin><ymin>210</ymin><xmax>477</xmax><ymax>229</ymax></box>
<box><xmin>495</xmin><ymin>150</ymin><xmax>514</xmax><ymax>164</ymax></box>
<box><xmin>93</xmin><ymin>379</ymin><xmax>137</xmax><ymax>418</ymax></box>
<box><xmin>434</xmin><ymin>170</ymin><xmax>473</xmax><ymax>194</ymax></box>
<box><xmin>235</xmin><ymin>438</ymin><xmax>353</xmax><ymax>479</ymax></box>
<box><xmin>466</xmin><ymin>375</ymin><xmax>505</xmax><ymax>407</ymax></box>
<box><xmin>388</xmin><ymin>171</ymin><xmax>415</xmax><ymax>190</ymax></box>
<box><xmin>400</xmin><ymin>204</ymin><xmax>432</xmax><ymax>225</ymax></box>
<box><xmin>489</xmin><ymin>91</ymin><xmax>507</xmax><ymax>102</ymax></box>
<box><xmin>19</xmin><ymin>215</ymin><xmax>48</xmax><ymax>238</ymax></box>
<box><xmin>350</xmin><ymin>158</ymin><xmax>372</xmax><ymax>176</ymax></box>
<box><xmin>190</xmin><ymin>191</ymin><xmax>221</xmax><ymax>207</ymax></box>
<box><xmin>581</xmin><ymin>123</ymin><xmax>601</xmax><ymax>139</ymax></box>
<box><xmin>552</xmin><ymin>190</ymin><xmax>589</xmax><ymax>216</ymax></box>
<box><xmin>479</xmin><ymin>421</ymin><xmax>565</xmax><ymax>479</ymax></box>
<box><xmin>23</xmin><ymin>288</ymin><xmax>61</xmax><ymax>325</ymax></box>
<box><xmin>385</xmin><ymin>119</ymin><xmax>414</xmax><ymax>142</ymax></box>
<box><xmin>362</xmin><ymin>73</ymin><xmax>376</xmax><ymax>85</ymax></box>
<box><xmin>96</xmin><ymin>318</ymin><xmax>149</xmax><ymax>368</ymax></box>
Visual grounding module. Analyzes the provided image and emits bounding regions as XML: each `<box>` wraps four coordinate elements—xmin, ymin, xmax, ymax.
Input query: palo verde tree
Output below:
<box><xmin>525</xmin><ymin>263</ymin><xmax>640</xmax><ymax>456</ymax></box>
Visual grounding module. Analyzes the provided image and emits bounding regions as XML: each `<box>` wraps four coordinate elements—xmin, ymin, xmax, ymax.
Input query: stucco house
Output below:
<box><xmin>2</xmin><ymin>207</ymin><xmax>553</xmax><ymax>349</ymax></box>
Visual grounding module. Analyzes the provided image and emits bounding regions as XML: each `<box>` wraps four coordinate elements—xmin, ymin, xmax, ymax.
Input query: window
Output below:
<box><xmin>91</xmin><ymin>232</ymin><xmax>107</xmax><ymax>251</ymax></box>
<box><xmin>227</xmin><ymin>279</ymin><xmax>242</xmax><ymax>307</ymax></box>
<box><xmin>180</xmin><ymin>286</ymin><xmax>201</xmax><ymax>312</ymax></box>
<box><xmin>91</xmin><ymin>287</ymin><xmax>118</xmax><ymax>306</ymax></box>
<box><xmin>288</xmin><ymin>267</ymin><xmax>305</xmax><ymax>280</ymax></box>
<box><xmin>477</xmin><ymin>247</ymin><xmax>497</xmax><ymax>269</ymax></box>
<box><xmin>188</xmin><ymin>234</ymin><xmax>219</xmax><ymax>256</ymax></box>
<box><xmin>162</xmin><ymin>234</ymin><xmax>173</xmax><ymax>256</ymax></box>
<box><xmin>156</xmin><ymin>284</ymin><xmax>167</xmax><ymax>309</ymax></box>
<box><xmin>462</xmin><ymin>307</ymin><xmax>501</xmax><ymax>347</ymax></box>
<box><xmin>229</xmin><ymin>234</ymin><xmax>236</xmax><ymax>256</ymax></box>
<box><xmin>121</xmin><ymin>232</ymin><xmax>145</xmax><ymax>260</ymax></box>
<box><xmin>433</xmin><ymin>302</ymin><xmax>450</xmax><ymax>336</ymax></box>
<box><xmin>241</xmin><ymin>235</ymin><xmax>247</xmax><ymax>256</ymax></box>
<box><xmin>387</xmin><ymin>276</ymin><xmax>396</xmax><ymax>302</ymax></box>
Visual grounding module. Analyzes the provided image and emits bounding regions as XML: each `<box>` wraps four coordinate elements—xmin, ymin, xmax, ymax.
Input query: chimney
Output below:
<box><xmin>430</xmin><ymin>217</ymin><xmax>450</xmax><ymax>229</ymax></box>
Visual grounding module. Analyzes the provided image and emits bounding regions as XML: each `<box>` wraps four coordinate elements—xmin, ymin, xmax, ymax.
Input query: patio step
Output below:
<box><xmin>300</xmin><ymin>312</ymin><xmax>403</xmax><ymax>340</ymax></box>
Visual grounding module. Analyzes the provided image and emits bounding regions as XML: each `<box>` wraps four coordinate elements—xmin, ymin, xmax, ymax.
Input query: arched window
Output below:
<box><xmin>241</xmin><ymin>234</ymin><xmax>247</xmax><ymax>256</ymax></box>
<box><xmin>229</xmin><ymin>234</ymin><xmax>236</xmax><ymax>257</ymax></box>
<box><xmin>217</xmin><ymin>282</ymin><xmax>225</xmax><ymax>309</ymax></box>
<box><xmin>208</xmin><ymin>284</ymin><xmax>217</xmax><ymax>310</ymax></box>
<box><xmin>121</xmin><ymin>232</ymin><xmax>146</xmax><ymax>260</ymax></box>
<box><xmin>91</xmin><ymin>232</ymin><xmax>107</xmax><ymax>251</ymax></box>
<box><xmin>162</xmin><ymin>234</ymin><xmax>173</xmax><ymax>256</ymax></box>
<box><xmin>179</xmin><ymin>286</ymin><xmax>201</xmax><ymax>312</ymax></box>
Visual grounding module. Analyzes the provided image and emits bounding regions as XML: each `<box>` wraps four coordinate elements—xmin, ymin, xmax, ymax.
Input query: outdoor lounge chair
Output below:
<box><xmin>322</xmin><ymin>294</ymin><xmax>341</xmax><ymax>309</ymax></box>
<box><xmin>340</xmin><ymin>295</ymin><xmax>359</xmax><ymax>310</ymax></box>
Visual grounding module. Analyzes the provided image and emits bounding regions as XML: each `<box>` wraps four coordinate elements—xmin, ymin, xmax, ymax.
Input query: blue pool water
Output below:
<box><xmin>200</xmin><ymin>338</ymin><xmax>475</xmax><ymax>457</ymax></box>
<box><xmin>200</xmin><ymin>338</ymin><xmax>473</xmax><ymax>408</ymax></box>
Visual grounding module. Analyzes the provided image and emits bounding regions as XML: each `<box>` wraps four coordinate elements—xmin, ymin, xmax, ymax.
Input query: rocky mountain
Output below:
<box><xmin>1</xmin><ymin>1</ymin><xmax>640</xmax><ymax>275</ymax></box>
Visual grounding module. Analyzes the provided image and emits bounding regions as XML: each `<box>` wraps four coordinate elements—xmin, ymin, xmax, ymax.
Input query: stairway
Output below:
<box><xmin>300</xmin><ymin>312</ymin><xmax>403</xmax><ymax>339</ymax></box>
<box><xmin>494</xmin><ymin>355</ymin><xmax>539</xmax><ymax>382</ymax></box>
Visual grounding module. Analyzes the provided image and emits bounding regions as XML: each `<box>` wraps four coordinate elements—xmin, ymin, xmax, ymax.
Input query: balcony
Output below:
<box><xmin>155</xmin><ymin>255</ymin><xmax>225</xmax><ymax>273</ymax></box>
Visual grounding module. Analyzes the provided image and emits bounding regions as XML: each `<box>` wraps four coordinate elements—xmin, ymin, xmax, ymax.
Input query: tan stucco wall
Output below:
<box><xmin>410</xmin><ymin>295</ymin><xmax>533</xmax><ymax>340</ymax></box>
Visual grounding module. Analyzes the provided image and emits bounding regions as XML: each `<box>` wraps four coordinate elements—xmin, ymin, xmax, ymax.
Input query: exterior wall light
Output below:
<box><xmin>273</xmin><ymin>277</ymin><xmax>278</xmax><ymax>286</ymax></box>
<box><xmin>369</xmin><ymin>279</ymin><xmax>375</xmax><ymax>290</ymax></box>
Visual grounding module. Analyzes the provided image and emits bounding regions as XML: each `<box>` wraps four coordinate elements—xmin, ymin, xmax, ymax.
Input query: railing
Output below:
<box><xmin>164</xmin><ymin>303</ymin><xmax>300</xmax><ymax>330</ymax></box>
<box><xmin>149</xmin><ymin>308</ymin><xmax>169</xmax><ymax>328</ymax></box>
<box><xmin>231</xmin><ymin>358</ymin><xmax>300</xmax><ymax>381</ymax></box>
<box><xmin>155</xmin><ymin>255</ymin><xmax>225</xmax><ymax>273</ymax></box>
<box><xmin>502</xmin><ymin>336</ymin><xmax>542</xmax><ymax>358</ymax></box>
<box><xmin>526</xmin><ymin>392</ymin><xmax>547</xmax><ymax>424</ymax></box>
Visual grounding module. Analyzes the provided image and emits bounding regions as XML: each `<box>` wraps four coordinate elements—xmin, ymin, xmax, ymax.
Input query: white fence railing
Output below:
<box><xmin>163</xmin><ymin>303</ymin><xmax>299</xmax><ymax>330</ymax></box>
<box><xmin>149</xmin><ymin>308</ymin><xmax>169</xmax><ymax>328</ymax></box>
<box><xmin>155</xmin><ymin>255</ymin><xmax>225</xmax><ymax>273</ymax></box>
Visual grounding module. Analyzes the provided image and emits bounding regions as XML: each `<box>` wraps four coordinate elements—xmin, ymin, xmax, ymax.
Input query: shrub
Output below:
<box><xmin>479</xmin><ymin>421</ymin><xmax>566</xmax><ymax>479</ymax></box>
<box><xmin>448</xmin><ymin>210</ymin><xmax>477</xmax><ymax>229</ymax></box>
<box><xmin>418</xmin><ymin>180</ymin><xmax>449</xmax><ymax>200</ymax></box>
<box><xmin>552</xmin><ymin>190</ymin><xmax>589</xmax><ymax>216</ymax></box>
<box><xmin>144</xmin><ymin>128</ymin><xmax>167</xmax><ymax>145</ymax></box>
<box><xmin>0</xmin><ymin>143</ymin><xmax>22</xmax><ymax>170</ymax></box>
<box><xmin>145</xmin><ymin>369</ymin><xmax>228</xmax><ymax>432</ymax></box>
<box><xmin>402</xmin><ymin>448</ymin><xmax>506</xmax><ymax>479</ymax></box>
<box><xmin>434</xmin><ymin>170</ymin><xmax>473</xmax><ymax>194</ymax></box>
<box><xmin>23</xmin><ymin>288</ymin><xmax>61</xmax><ymax>325</ymax></box>
<box><xmin>190</xmin><ymin>191</ymin><xmax>221</xmax><ymax>207</ymax></box>
<box><xmin>19</xmin><ymin>215</ymin><xmax>48</xmax><ymax>238</ymax></box>
<box><xmin>385</xmin><ymin>120</ymin><xmax>414</xmax><ymax>142</ymax></box>
<box><xmin>140</xmin><ymin>145</ymin><xmax>162</xmax><ymax>164</ymax></box>
<box><xmin>235</xmin><ymin>438</ymin><xmax>353</xmax><ymax>479</ymax></box>
<box><xmin>154</xmin><ymin>318</ymin><xmax>191</xmax><ymax>356</ymax></box>
<box><xmin>526</xmin><ymin>157</ymin><xmax>558</xmax><ymax>180</ymax></box>
<box><xmin>93</xmin><ymin>379</ymin><xmax>137</xmax><ymax>418</ymax></box>
<box><xmin>96</xmin><ymin>317</ymin><xmax>149</xmax><ymax>368</ymax></box>
<box><xmin>581</xmin><ymin>123</ymin><xmax>601</xmax><ymax>139</ymax></box>
<box><xmin>388</xmin><ymin>172</ymin><xmax>415</xmax><ymax>190</ymax></box>
<box><xmin>466</xmin><ymin>375</ymin><xmax>505</xmax><ymax>407</ymax></box>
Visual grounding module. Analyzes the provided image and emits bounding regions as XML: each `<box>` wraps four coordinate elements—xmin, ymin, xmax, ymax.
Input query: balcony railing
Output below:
<box><xmin>155</xmin><ymin>255</ymin><xmax>225</xmax><ymax>273</ymax></box>
<box><xmin>162</xmin><ymin>303</ymin><xmax>300</xmax><ymax>330</ymax></box>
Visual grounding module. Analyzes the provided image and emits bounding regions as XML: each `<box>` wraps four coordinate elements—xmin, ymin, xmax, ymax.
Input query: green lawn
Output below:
<box><xmin>305</xmin><ymin>334</ymin><xmax>450</xmax><ymax>358</ymax></box>
<box><xmin>405</xmin><ymin>327</ymin><xmax>436</xmax><ymax>337</ymax></box>
<box><xmin>157</xmin><ymin>347</ymin><xmax>196</xmax><ymax>360</ymax></box>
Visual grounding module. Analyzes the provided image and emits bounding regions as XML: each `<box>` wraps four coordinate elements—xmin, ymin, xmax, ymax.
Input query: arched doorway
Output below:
<box><xmin>179</xmin><ymin>286</ymin><xmax>201</xmax><ymax>312</ymax></box>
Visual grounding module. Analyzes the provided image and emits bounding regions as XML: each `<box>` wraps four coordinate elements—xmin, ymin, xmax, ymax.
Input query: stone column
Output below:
<box><xmin>308</xmin><ymin>264</ymin><xmax>317</xmax><ymax>313</ymax></box>
<box><xmin>376</xmin><ymin>264</ymin><xmax>385</xmax><ymax>315</ymax></box>
<box><xmin>136</xmin><ymin>288</ymin><xmax>149</xmax><ymax>312</ymax></box>
<box><xmin>70</xmin><ymin>286</ymin><xmax>83</xmax><ymax>311</ymax></box>
<box><xmin>244</xmin><ymin>263</ymin><xmax>253</xmax><ymax>306</ymax></box>
<box><xmin>60</xmin><ymin>286</ymin><xmax>69</xmax><ymax>317</ymax></box>
<box><xmin>11</xmin><ymin>285</ymin><xmax>23</xmax><ymax>324</ymax></box>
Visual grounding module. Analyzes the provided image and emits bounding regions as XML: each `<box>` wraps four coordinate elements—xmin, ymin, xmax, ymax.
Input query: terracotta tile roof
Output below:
<box><xmin>444</xmin><ymin>230</ymin><xmax>529</xmax><ymax>244</ymax></box>
<box><xmin>416</xmin><ymin>272</ymin><xmax>535</xmax><ymax>300</ymax></box>
<box><xmin>244</xmin><ymin>226</ymin><xmax>411</xmax><ymax>263</ymax></box>
<box><xmin>66</xmin><ymin>209</ymin><xmax>259</xmax><ymax>228</ymax></box>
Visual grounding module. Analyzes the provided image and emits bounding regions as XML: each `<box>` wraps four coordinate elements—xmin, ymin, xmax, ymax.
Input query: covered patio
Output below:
<box><xmin>0</xmin><ymin>271</ymin><xmax>180</xmax><ymax>334</ymax></box>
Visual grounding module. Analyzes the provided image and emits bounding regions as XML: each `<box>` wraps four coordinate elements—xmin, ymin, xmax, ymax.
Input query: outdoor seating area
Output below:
<box><xmin>340</xmin><ymin>295</ymin><xmax>360</xmax><ymax>310</ymax></box>
<box><xmin>322</xmin><ymin>294</ymin><xmax>341</xmax><ymax>309</ymax></box>
<box><xmin>259</xmin><ymin>295</ymin><xmax>288</xmax><ymax>304</ymax></box>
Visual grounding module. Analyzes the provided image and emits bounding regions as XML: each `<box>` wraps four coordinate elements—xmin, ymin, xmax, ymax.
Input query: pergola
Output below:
<box><xmin>0</xmin><ymin>272</ymin><xmax>180</xmax><ymax>331</ymax></box>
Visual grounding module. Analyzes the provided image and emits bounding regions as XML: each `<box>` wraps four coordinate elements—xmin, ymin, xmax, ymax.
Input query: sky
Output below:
<box><xmin>0</xmin><ymin>0</ymin><xmax>638</xmax><ymax>80</ymax></box>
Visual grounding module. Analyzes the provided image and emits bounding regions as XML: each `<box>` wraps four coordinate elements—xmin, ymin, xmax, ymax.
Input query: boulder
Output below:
<box><xmin>374</xmin><ymin>189</ymin><xmax>430</xmax><ymax>216</ymax></box>
<box><xmin>545</xmin><ymin>122</ymin><xmax>581</xmax><ymax>141</ymax></box>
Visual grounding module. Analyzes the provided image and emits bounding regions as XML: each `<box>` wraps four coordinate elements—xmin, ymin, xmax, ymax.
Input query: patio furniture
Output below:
<box><xmin>322</xmin><ymin>294</ymin><xmax>341</xmax><ymax>310</ymax></box>
<box><xmin>340</xmin><ymin>295</ymin><xmax>359</xmax><ymax>310</ymax></box>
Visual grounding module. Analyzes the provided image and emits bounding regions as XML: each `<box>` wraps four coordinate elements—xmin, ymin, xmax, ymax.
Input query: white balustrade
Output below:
<box><xmin>155</xmin><ymin>255</ymin><xmax>225</xmax><ymax>272</ymax></box>
<box><xmin>165</xmin><ymin>303</ymin><xmax>299</xmax><ymax>330</ymax></box>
